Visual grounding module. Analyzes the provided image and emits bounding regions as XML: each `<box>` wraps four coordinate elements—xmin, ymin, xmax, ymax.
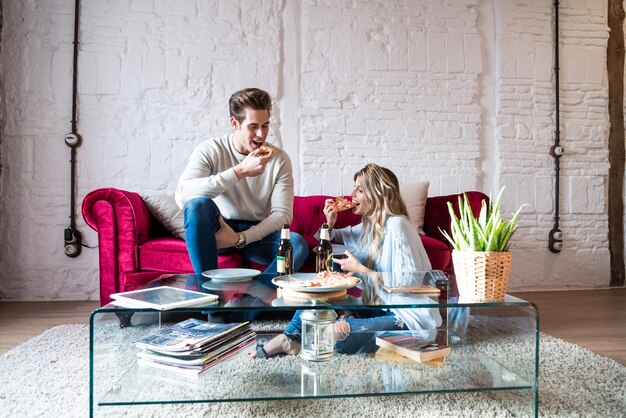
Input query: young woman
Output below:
<box><xmin>257</xmin><ymin>163</ymin><xmax>440</xmax><ymax>357</ymax></box>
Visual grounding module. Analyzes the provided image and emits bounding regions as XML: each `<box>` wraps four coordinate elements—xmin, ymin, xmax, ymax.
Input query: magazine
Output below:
<box><xmin>146</xmin><ymin>325</ymin><xmax>254</xmax><ymax>357</ymax></box>
<box><xmin>137</xmin><ymin>329</ymin><xmax>256</xmax><ymax>365</ymax></box>
<box><xmin>133</xmin><ymin>319</ymin><xmax>249</xmax><ymax>352</ymax></box>
<box><xmin>137</xmin><ymin>338</ymin><xmax>255</xmax><ymax>378</ymax></box>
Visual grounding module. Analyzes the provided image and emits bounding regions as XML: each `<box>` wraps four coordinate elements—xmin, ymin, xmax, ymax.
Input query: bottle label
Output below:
<box><xmin>316</xmin><ymin>251</ymin><xmax>334</xmax><ymax>272</ymax></box>
<box><xmin>324</xmin><ymin>253</ymin><xmax>333</xmax><ymax>272</ymax></box>
<box><xmin>277</xmin><ymin>256</ymin><xmax>286</xmax><ymax>274</ymax></box>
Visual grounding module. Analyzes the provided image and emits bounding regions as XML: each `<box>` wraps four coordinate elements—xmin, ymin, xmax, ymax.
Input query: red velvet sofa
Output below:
<box><xmin>82</xmin><ymin>188</ymin><xmax>487</xmax><ymax>305</ymax></box>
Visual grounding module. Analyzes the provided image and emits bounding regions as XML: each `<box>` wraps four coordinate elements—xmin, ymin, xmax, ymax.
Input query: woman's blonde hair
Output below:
<box><xmin>354</xmin><ymin>163</ymin><xmax>408</xmax><ymax>267</ymax></box>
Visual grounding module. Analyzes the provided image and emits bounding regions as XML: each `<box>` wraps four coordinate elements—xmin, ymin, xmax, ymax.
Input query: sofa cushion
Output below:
<box><xmin>421</xmin><ymin>235</ymin><xmax>451</xmax><ymax>271</ymax></box>
<box><xmin>292</xmin><ymin>195</ymin><xmax>362</xmax><ymax>249</ymax></box>
<box><xmin>138</xmin><ymin>237</ymin><xmax>243</xmax><ymax>272</ymax></box>
<box><xmin>400</xmin><ymin>181</ymin><xmax>429</xmax><ymax>235</ymax></box>
<box><xmin>140</xmin><ymin>193</ymin><xmax>186</xmax><ymax>240</ymax></box>
<box><xmin>423</xmin><ymin>191</ymin><xmax>487</xmax><ymax>245</ymax></box>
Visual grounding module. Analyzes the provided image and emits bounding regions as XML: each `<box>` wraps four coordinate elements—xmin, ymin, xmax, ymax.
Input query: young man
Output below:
<box><xmin>175</xmin><ymin>88</ymin><xmax>308</xmax><ymax>275</ymax></box>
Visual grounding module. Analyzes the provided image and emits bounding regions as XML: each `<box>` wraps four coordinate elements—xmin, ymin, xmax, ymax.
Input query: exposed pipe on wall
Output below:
<box><xmin>549</xmin><ymin>0</ymin><xmax>564</xmax><ymax>253</ymax></box>
<box><xmin>63</xmin><ymin>0</ymin><xmax>83</xmax><ymax>257</ymax></box>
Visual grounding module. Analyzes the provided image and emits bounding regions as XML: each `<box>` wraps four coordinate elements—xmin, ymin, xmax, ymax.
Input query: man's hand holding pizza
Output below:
<box><xmin>234</xmin><ymin>147</ymin><xmax>274</xmax><ymax>179</ymax></box>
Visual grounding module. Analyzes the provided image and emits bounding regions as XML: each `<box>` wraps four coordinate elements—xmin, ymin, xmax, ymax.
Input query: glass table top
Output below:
<box><xmin>98</xmin><ymin>271</ymin><xmax>536</xmax><ymax>313</ymax></box>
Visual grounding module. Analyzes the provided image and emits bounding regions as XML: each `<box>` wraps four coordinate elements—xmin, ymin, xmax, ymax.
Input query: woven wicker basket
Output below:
<box><xmin>452</xmin><ymin>250</ymin><xmax>512</xmax><ymax>302</ymax></box>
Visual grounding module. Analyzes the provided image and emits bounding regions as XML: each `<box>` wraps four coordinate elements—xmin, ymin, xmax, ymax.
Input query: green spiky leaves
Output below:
<box><xmin>440</xmin><ymin>188</ymin><xmax>527</xmax><ymax>252</ymax></box>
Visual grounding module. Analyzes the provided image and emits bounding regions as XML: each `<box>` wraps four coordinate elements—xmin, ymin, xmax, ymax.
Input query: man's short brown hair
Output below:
<box><xmin>229</xmin><ymin>88</ymin><xmax>272</xmax><ymax>123</ymax></box>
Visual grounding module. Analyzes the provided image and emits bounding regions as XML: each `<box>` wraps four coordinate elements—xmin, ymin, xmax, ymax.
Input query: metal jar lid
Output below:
<box><xmin>299</xmin><ymin>309</ymin><xmax>338</xmax><ymax>322</ymax></box>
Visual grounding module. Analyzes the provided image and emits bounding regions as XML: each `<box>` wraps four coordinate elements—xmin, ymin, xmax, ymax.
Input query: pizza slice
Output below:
<box><xmin>258</xmin><ymin>145</ymin><xmax>277</xmax><ymax>157</ymax></box>
<box><xmin>274</xmin><ymin>271</ymin><xmax>359</xmax><ymax>289</ymax></box>
<box><xmin>332</xmin><ymin>196</ymin><xmax>356</xmax><ymax>212</ymax></box>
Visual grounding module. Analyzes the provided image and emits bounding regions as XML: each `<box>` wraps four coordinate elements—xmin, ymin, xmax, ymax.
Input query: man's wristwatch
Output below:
<box><xmin>235</xmin><ymin>232</ymin><xmax>246</xmax><ymax>249</ymax></box>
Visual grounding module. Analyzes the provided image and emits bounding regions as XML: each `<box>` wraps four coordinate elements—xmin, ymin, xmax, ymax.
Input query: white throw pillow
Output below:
<box><xmin>400</xmin><ymin>181</ymin><xmax>429</xmax><ymax>236</ymax></box>
<box><xmin>140</xmin><ymin>193</ymin><xmax>186</xmax><ymax>240</ymax></box>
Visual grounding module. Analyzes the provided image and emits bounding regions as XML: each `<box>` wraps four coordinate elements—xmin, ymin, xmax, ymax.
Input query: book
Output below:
<box><xmin>381</xmin><ymin>284</ymin><xmax>440</xmax><ymax>294</ymax></box>
<box><xmin>110</xmin><ymin>286</ymin><xmax>219</xmax><ymax>310</ymax></box>
<box><xmin>133</xmin><ymin>319</ymin><xmax>249</xmax><ymax>352</ymax></box>
<box><xmin>374</xmin><ymin>347</ymin><xmax>446</xmax><ymax>366</ymax></box>
<box><xmin>375</xmin><ymin>332</ymin><xmax>451</xmax><ymax>363</ymax></box>
<box><xmin>381</xmin><ymin>270</ymin><xmax>445</xmax><ymax>294</ymax></box>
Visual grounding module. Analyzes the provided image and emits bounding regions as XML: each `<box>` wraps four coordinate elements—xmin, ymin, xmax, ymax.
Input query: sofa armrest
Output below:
<box><xmin>82</xmin><ymin>188</ymin><xmax>155</xmax><ymax>305</ymax></box>
<box><xmin>423</xmin><ymin>191</ymin><xmax>489</xmax><ymax>247</ymax></box>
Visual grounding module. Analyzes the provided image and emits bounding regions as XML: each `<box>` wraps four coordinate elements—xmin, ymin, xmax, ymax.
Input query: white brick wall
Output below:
<box><xmin>498</xmin><ymin>0</ymin><xmax>610</xmax><ymax>289</ymax></box>
<box><xmin>0</xmin><ymin>0</ymin><xmax>615</xmax><ymax>300</ymax></box>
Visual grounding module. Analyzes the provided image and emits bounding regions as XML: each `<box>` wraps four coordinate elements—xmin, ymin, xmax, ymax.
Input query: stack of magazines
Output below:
<box><xmin>134</xmin><ymin>318</ymin><xmax>256</xmax><ymax>377</ymax></box>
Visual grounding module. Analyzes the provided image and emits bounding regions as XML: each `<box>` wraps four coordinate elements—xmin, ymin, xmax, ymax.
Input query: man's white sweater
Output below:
<box><xmin>175</xmin><ymin>134</ymin><xmax>294</xmax><ymax>244</ymax></box>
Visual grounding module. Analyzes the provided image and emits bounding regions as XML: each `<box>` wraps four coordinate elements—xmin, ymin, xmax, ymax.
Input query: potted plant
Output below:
<box><xmin>440</xmin><ymin>188</ymin><xmax>526</xmax><ymax>302</ymax></box>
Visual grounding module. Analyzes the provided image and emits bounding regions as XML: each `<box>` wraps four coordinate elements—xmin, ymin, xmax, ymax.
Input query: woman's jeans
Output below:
<box><xmin>283</xmin><ymin>309</ymin><xmax>407</xmax><ymax>355</ymax></box>
<box><xmin>184</xmin><ymin>197</ymin><xmax>309</xmax><ymax>274</ymax></box>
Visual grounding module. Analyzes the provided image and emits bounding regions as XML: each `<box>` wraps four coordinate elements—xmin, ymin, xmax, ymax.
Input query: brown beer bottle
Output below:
<box><xmin>314</xmin><ymin>223</ymin><xmax>333</xmax><ymax>272</ymax></box>
<box><xmin>276</xmin><ymin>224</ymin><xmax>293</xmax><ymax>275</ymax></box>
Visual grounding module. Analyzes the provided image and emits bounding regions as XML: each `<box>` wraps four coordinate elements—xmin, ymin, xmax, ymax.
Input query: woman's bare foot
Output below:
<box><xmin>334</xmin><ymin>319</ymin><xmax>350</xmax><ymax>341</ymax></box>
<box><xmin>247</xmin><ymin>334</ymin><xmax>300</xmax><ymax>358</ymax></box>
<box><xmin>264</xmin><ymin>334</ymin><xmax>300</xmax><ymax>356</ymax></box>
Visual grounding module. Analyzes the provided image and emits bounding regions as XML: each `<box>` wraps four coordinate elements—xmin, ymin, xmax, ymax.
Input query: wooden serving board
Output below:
<box><xmin>279</xmin><ymin>287</ymin><xmax>347</xmax><ymax>301</ymax></box>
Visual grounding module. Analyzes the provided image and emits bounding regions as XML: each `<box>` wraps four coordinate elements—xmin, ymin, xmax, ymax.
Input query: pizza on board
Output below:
<box><xmin>274</xmin><ymin>271</ymin><xmax>360</xmax><ymax>289</ymax></box>
<box><xmin>332</xmin><ymin>196</ymin><xmax>356</xmax><ymax>212</ymax></box>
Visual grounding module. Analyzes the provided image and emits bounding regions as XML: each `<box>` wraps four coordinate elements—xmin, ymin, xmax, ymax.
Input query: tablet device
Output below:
<box><xmin>110</xmin><ymin>286</ymin><xmax>219</xmax><ymax>310</ymax></box>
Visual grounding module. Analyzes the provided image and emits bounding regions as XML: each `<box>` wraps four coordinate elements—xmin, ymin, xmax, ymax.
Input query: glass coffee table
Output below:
<box><xmin>90</xmin><ymin>272</ymin><xmax>539</xmax><ymax>417</ymax></box>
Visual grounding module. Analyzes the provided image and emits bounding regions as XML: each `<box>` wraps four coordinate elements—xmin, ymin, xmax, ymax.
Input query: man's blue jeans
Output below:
<box><xmin>183</xmin><ymin>197</ymin><xmax>309</xmax><ymax>274</ymax></box>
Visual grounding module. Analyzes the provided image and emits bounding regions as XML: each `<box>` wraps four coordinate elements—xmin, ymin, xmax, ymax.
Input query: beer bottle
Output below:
<box><xmin>276</xmin><ymin>224</ymin><xmax>293</xmax><ymax>275</ymax></box>
<box><xmin>314</xmin><ymin>223</ymin><xmax>334</xmax><ymax>272</ymax></box>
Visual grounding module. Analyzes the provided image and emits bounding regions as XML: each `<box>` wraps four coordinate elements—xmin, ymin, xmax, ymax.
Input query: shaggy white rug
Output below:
<box><xmin>0</xmin><ymin>323</ymin><xmax>624</xmax><ymax>418</ymax></box>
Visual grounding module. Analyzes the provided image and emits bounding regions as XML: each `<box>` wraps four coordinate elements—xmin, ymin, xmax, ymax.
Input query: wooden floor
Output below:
<box><xmin>513</xmin><ymin>288</ymin><xmax>626</xmax><ymax>366</ymax></box>
<box><xmin>0</xmin><ymin>288</ymin><xmax>625</xmax><ymax>365</ymax></box>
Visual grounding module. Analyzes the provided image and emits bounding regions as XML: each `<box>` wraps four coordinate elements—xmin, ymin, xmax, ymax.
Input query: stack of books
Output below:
<box><xmin>133</xmin><ymin>318</ymin><xmax>256</xmax><ymax>377</ymax></box>
<box><xmin>375</xmin><ymin>332</ymin><xmax>451</xmax><ymax>366</ymax></box>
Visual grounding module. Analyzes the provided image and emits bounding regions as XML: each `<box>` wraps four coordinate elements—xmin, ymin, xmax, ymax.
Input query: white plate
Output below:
<box><xmin>201</xmin><ymin>268</ymin><xmax>261</xmax><ymax>283</ymax></box>
<box><xmin>271</xmin><ymin>273</ymin><xmax>361</xmax><ymax>293</ymax></box>
<box><xmin>201</xmin><ymin>280</ymin><xmax>251</xmax><ymax>291</ymax></box>
<box><xmin>331</xmin><ymin>244</ymin><xmax>356</xmax><ymax>255</ymax></box>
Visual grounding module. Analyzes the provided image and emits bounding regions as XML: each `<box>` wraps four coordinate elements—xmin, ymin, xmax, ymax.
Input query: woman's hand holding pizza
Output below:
<box><xmin>322</xmin><ymin>199</ymin><xmax>337</xmax><ymax>229</ymax></box>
